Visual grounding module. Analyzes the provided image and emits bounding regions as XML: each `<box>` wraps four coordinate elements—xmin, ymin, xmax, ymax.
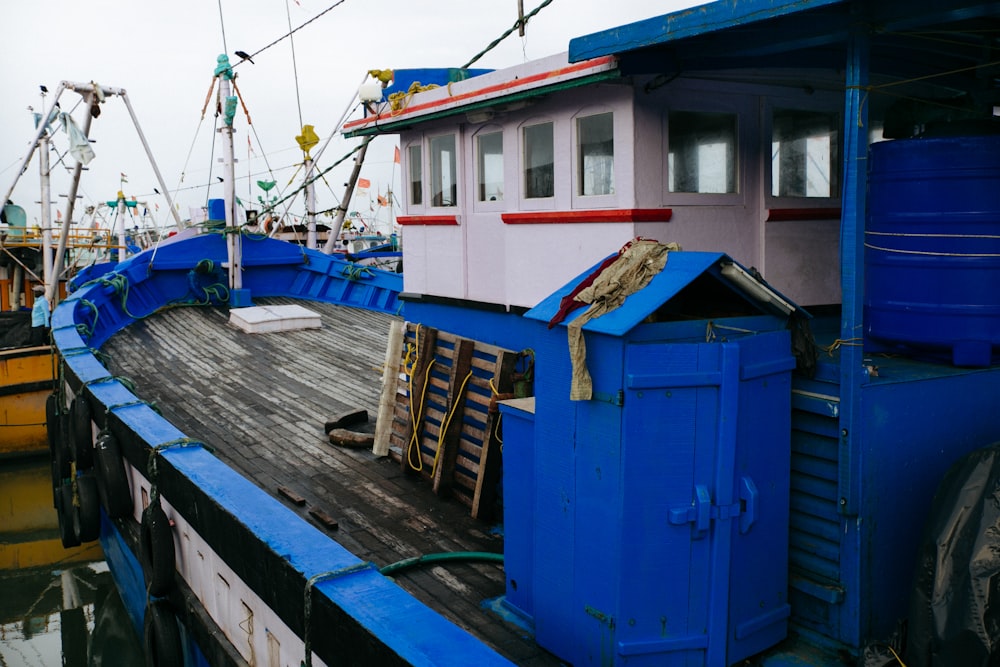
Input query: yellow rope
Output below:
<box><xmin>388</xmin><ymin>82</ymin><xmax>439</xmax><ymax>114</ymax></box>
<box><xmin>823</xmin><ymin>338</ymin><xmax>864</xmax><ymax>356</ymax></box>
<box><xmin>405</xmin><ymin>325</ymin><xmax>434</xmax><ymax>472</ymax></box>
<box><xmin>429</xmin><ymin>370</ymin><xmax>474</xmax><ymax>477</ymax></box>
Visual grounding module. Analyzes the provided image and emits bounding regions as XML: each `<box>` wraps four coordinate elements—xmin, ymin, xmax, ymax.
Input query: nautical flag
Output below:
<box><xmin>393</xmin><ymin>146</ymin><xmax>400</xmax><ymax>164</ymax></box>
<box><xmin>377</xmin><ymin>194</ymin><xmax>387</xmax><ymax>207</ymax></box>
<box><xmin>120</xmin><ymin>172</ymin><xmax>128</xmax><ymax>183</ymax></box>
<box><xmin>357</xmin><ymin>178</ymin><xmax>370</xmax><ymax>196</ymax></box>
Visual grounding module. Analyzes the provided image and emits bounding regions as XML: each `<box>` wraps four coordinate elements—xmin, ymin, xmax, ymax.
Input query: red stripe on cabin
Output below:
<box><xmin>396</xmin><ymin>215</ymin><xmax>460</xmax><ymax>226</ymax></box>
<box><xmin>765</xmin><ymin>207</ymin><xmax>841</xmax><ymax>222</ymax></box>
<box><xmin>344</xmin><ymin>56</ymin><xmax>617</xmax><ymax>131</ymax></box>
<box><xmin>501</xmin><ymin>209</ymin><xmax>672</xmax><ymax>224</ymax></box>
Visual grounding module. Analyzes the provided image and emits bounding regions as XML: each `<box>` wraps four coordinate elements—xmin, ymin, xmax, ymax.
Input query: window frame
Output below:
<box><xmin>574</xmin><ymin>110</ymin><xmax>616</xmax><ymax>199</ymax></box>
<box><xmin>405</xmin><ymin>142</ymin><xmax>424</xmax><ymax>211</ymax></box>
<box><xmin>428</xmin><ymin>132</ymin><xmax>459</xmax><ymax>209</ymax></box>
<box><xmin>520</xmin><ymin>118</ymin><xmax>557</xmax><ymax>208</ymax></box>
<box><xmin>662</xmin><ymin>99</ymin><xmax>748</xmax><ymax>207</ymax></box>
<box><xmin>474</xmin><ymin>126</ymin><xmax>506</xmax><ymax>209</ymax></box>
<box><xmin>763</xmin><ymin>95</ymin><xmax>843</xmax><ymax>210</ymax></box>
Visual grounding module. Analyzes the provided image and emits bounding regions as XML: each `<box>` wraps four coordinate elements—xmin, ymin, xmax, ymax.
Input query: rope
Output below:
<box><xmin>428</xmin><ymin>370</ymin><xmax>474</xmax><ymax>478</ymax></box>
<box><xmin>301</xmin><ymin>562</ymin><xmax>374</xmax><ymax>667</ymax></box>
<box><xmin>705</xmin><ymin>321</ymin><xmax>756</xmax><ymax>342</ymax></box>
<box><xmin>864</xmin><ymin>242</ymin><xmax>1000</xmax><ymax>258</ymax></box>
<box><xmin>404</xmin><ymin>325</ymin><xmax>435</xmax><ymax>472</ymax></box>
<box><xmin>462</xmin><ymin>0</ymin><xmax>555</xmax><ymax>68</ymax></box>
<box><xmin>340</xmin><ymin>264</ymin><xmax>374</xmax><ymax>281</ymax></box>
<box><xmin>239</xmin><ymin>0</ymin><xmax>349</xmax><ymax>67</ymax></box>
<box><xmin>866</xmin><ymin>230</ymin><xmax>1000</xmax><ymax>240</ymax></box>
<box><xmin>84</xmin><ymin>375</ymin><xmax>138</xmax><ymax>393</ymax></box>
<box><xmin>823</xmin><ymin>338</ymin><xmax>863</xmax><ymax>356</ymax></box>
<box><xmin>146</xmin><ymin>438</ymin><xmax>211</xmax><ymax>505</ymax></box>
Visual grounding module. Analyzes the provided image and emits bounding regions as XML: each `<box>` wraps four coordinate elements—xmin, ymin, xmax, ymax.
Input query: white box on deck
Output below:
<box><xmin>229</xmin><ymin>305</ymin><xmax>322</xmax><ymax>333</ymax></box>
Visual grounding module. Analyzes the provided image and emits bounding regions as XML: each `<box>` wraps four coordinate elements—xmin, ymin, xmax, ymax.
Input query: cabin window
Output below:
<box><xmin>429</xmin><ymin>134</ymin><xmax>457</xmax><ymax>207</ymax></box>
<box><xmin>577</xmin><ymin>112</ymin><xmax>614</xmax><ymax>196</ymax></box>
<box><xmin>667</xmin><ymin>111</ymin><xmax>737</xmax><ymax>194</ymax></box>
<box><xmin>771</xmin><ymin>108</ymin><xmax>839</xmax><ymax>198</ymax></box>
<box><xmin>477</xmin><ymin>131</ymin><xmax>504</xmax><ymax>202</ymax></box>
<box><xmin>407</xmin><ymin>144</ymin><xmax>422</xmax><ymax>206</ymax></box>
<box><xmin>523</xmin><ymin>122</ymin><xmax>554</xmax><ymax>198</ymax></box>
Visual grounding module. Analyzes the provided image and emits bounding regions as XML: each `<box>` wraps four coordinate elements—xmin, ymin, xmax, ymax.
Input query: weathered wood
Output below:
<box><xmin>401</xmin><ymin>325</ymin><xmax>437</xmax><ymax>474</ymax></box>
<box><xmin>99</xmin><ymin>298</ymin><xmax>562</xmax><ymax>665</ymax></box>
<box><xmin>328</xmin><ymin>428</ymin><xmax>375</xmax><ymax>448</ymax></box>
<box><xmin>432</xmin><ymin>337</ymin><xmax>474</xmax><ymax>497</ymax></box>
<box><xmin>471</xmin><ymin>348</ymin><xmax>517</xmax><ymax>520</ymax></box>
<box><xmin>308</xmin><ymin>508</ymin><xmax>339</xmax><ymax>531</ymax></box>
<box><xmin>277</xmin><ymin>486</ymin><xmax>306</xmax><ymax>506</ymax></box>
<box><xmin>372</xmin><ymin>319</ymin><xmax>405</xmax><ymax>456</ymax></box>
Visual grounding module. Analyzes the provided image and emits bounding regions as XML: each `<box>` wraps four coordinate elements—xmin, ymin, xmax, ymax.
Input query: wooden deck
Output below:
<box><xmin>100</xmin><ymin>297</ymin><xmax>561</xmax><ymax>666</ymax></box>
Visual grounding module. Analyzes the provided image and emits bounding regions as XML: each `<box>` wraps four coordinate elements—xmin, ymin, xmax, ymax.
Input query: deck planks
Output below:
<box><xmin>100</xmin><ymin>297</ymin><xmax>558</xmax><ymax>665</ymax></box>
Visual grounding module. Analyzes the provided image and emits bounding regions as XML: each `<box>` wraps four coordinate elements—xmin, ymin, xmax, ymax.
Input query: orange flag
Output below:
<box><xmin>393</xmin><ymin>146</ymin><xmax>400</xmax><ymax>164</ymax></box>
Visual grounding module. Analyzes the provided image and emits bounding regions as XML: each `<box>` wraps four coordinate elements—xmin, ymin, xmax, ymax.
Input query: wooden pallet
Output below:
<box><xmin>373</xmin><ymin>322</ymin><xmax>516</xmax><ymax>519</ymax></box>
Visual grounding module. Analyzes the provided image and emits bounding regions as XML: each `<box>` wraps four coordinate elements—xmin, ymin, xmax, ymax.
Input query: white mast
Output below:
<box><xmin>305</xmin><ymin>156</ymin><xmax>317</xmax><ymax>249</ymax></box>
<box><xmin>322</xmin><ymin>136</ymin><xmax>372</xmax><ymax>254</ymax></box>
<box><xmin>116</xmin><ymin>193</ymin><xmax>128</xmax><ymax>261</ymax></box>
<box><xmin>39</xmin><ymin>132</ymin><xmax>54</xmax><ymax>293</ymax></box>
<box><xmin>216</xmin><ymin>56</ymin><xmax>242</xmax><ymax>295</ymax></box>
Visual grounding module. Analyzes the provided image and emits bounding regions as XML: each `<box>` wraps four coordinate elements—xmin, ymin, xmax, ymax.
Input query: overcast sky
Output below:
<box><xmin>1</xmin><ymin>0</ymin><xmax>702</xmax><ymax>232</ymax></box>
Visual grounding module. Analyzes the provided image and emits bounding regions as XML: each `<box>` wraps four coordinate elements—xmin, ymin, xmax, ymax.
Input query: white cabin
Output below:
<box><xmin>346</xmin><ymin>52</ymin><xmax>847</xmax><ymax>309</ymax></box>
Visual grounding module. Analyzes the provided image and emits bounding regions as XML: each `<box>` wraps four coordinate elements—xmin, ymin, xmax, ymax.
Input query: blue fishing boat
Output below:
<box><xmin>47</xmin><ymin>1</ymin><xmax>1000</xmax><ymax>665</ymax></box>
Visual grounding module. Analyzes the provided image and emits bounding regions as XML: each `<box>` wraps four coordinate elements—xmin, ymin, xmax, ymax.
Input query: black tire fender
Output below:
<box><xmin>70</xmin><ymin>396</ymin><xmax>94</xmax><ymax>469</ymax></box>
<box><xmin>143</xmin><ymin>598</ymin><xmax>182</xmax><ymax>667</ymax></box>
<box><xmin>56</xmin><ymin>483</ymin><xmax>81</xmax><ymax>548</ymax></box>
<box><xmin>94</xmin><ymin>432</ymin><xmax>133</xmax><ymax>518</ymax></box>
<box><xmin>75</xmin><ymin>472</ymin><xmax>101</xmax><ymax>543</ymax></box>
<box><xmin>140</xmin><ymin>502</ymin><xmax>175</xmax><ymax>597</ymax></box>
<box><xmin>51</xmin><ymin>411</ymin><xmax>72</xmax><ymax>495</ymax></box>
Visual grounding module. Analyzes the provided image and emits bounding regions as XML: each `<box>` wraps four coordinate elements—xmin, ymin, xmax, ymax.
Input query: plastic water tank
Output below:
<box><xmin>865</xmin><ymin>134</ymin><xmax>1000</xmax><ymax>367</ymax></box>
<box><xmin>208</xmin><ymin>198</ymin><xmax>226</xmax><ymax>222</ymax></box>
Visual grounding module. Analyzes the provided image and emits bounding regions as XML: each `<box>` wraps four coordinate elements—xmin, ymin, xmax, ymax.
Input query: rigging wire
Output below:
<box><xmin>286</xmin><ymin>0</ymin><xmax>305</xmax><ymax>131</ymax></box>
<box><xmin>236</xmin><ymin>0</ymin><xmax>349</xmax><ymax>65</ymax></box>
<box><xmin>462</xmin><ymin>0</ymin><xmax>554</xmax><ymax>68</ymax></box>
<box><xmin>217</xmin><ymin>0</ymin><xmax>229</xmax><ymax>58</ymax></box>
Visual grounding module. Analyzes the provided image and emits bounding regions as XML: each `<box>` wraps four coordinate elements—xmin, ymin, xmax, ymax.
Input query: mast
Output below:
<box><xmin>49</xmin><ymin>91</ymin><xmax>96</xmax><ymax>304</ymax></box>
<box><xmin>216</xmin><ymin>56</ymin><xmax>243</xmax><ymax>297</ymax></box>
<box><xmin>39</xmin><ymin>132</ymin><xmax>54</xmax><ymax>294</ymax></box>
<box><xmin>304</xmin><ymin>157</ymin><xmax>317</xmax><ymax>249</ymax></box>
<box><xmin>115</xmin><ymin>193</ymin><xmax>128</xmax><ymax>261</ymax></box>
<box><xmin>322</xmin><ymin>136</ymin><xmax>372</xmax><ymax>254</ymax></box>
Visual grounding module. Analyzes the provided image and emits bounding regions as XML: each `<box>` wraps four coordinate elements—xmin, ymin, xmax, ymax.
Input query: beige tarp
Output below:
<box><xmin>567</xmin><ymin>239</ymin><xmax>679</xmax><ymax>400</ymax></box>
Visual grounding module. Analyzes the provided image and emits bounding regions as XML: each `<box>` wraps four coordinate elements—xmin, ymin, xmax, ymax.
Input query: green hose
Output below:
<box><xmin>379</xmin><ymin>551</ymin><xmax>503</xmax><ymax>576</ymax></box>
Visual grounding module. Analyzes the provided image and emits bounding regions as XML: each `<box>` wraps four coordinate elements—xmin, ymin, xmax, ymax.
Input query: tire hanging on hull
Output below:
<box><xmin>140</xmin><ymin>501</ymin><xmax>176</xmax><ymax>597</ymax></box>
<box><xmin>70</xmin><ymin>396</ymin><xmax>94</xmax><ymax>469</ymax></box>
<box><xmin>94</xmin><ymin>431</ymin><xmax>133</xmax><ymax>518</ymax></box>
<box><xmin>143</xmin><ymin>598</ymin><xmax>183</xmax><ymax>667</ymax></box>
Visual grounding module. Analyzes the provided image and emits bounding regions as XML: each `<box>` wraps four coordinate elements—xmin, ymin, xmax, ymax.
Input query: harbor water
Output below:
<box><xmin>0</xmin><ymin>456</ymin><xmax>142</xmax><ymax>667</ymax></box>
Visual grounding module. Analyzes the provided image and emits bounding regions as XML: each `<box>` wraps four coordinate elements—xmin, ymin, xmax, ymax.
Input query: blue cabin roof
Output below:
<box><xmin>569</xmin><ymin>0</ymin><xmax>1000</xmax><ymax>95</ymax></box>
<box><xmin>525</xmin><ymin>251</ymin><xmax>797</xmax><ymax>336</ymax></box>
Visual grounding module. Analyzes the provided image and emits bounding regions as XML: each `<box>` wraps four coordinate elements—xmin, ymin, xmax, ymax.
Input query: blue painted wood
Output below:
<box><xmin>568</xmin><ymin>0</ymin><xmax>845</xmax><ymax>62</ymax></box>
<box><xmin>53</xmin><ymin>233</ymin><xmax>520</xmax><ymax>667</ymax></box>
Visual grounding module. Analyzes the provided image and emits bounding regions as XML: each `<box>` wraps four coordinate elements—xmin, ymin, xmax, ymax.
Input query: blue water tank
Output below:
<box><xmin>865</xmin><ymin>134</ymin><xmax>1000</xmax><ymax>367</ymax></box>
<box><xmin>208</xmin><ymin>198</ymin><xmax>226</xmax><ymax>222</ymax></box>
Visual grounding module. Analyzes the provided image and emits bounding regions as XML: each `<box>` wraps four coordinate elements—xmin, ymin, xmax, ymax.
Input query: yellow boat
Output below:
<box><xmin>0</xmin><ymin>458</ymin><xmax>103</xmax><ymax>570</ymax></box>
<box><xmin>0</xmin><ymin>344</ymin><xmax>56</xmax><ymax>458</ymax></box>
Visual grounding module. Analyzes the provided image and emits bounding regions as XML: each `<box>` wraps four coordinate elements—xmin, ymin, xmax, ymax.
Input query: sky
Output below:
<box><xmin>1</xmin><ymin>0</ymin><xmax>703</xmax><ymax>234</ymax></box>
